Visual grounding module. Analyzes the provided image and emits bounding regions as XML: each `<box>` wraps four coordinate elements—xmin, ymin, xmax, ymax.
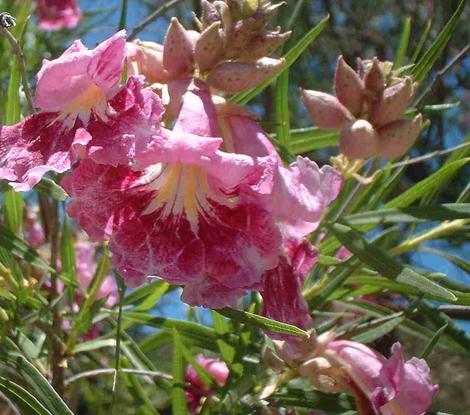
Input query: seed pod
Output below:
<box><xmin>339</xmin><ymin>119</ymin><xmax>379</xmax><ymax>160</ymax></box>
<box><xmin>369</xmin><ymin>76</ymin><xmax>413</xmax><ymax>126</ymax></box>
<box><xmin>364</xmin><ymin>57</ymin><xmax>385</xmax><ymax>96</ymax></box>
<box><xmin>377</xmin><ymin>114</ymin><xmax>422</xmax><ymax>158</ymax></box>
<box><xmin>207</xmin><ymin>57</ymin><xmax>285</xmax><ymax>93</ymax></box>
<box><xmin>163</xmin><ymin>18</ymin><xmax>195</xmax><ymax>78</ymax></box>
<box><xmin>301</xmin><ymin>90</ymin><xmax>353</xmax><ymax>129</ymax></box>
<box><xmin>334</xmin><ymin>55</ymin><xmax>364</xmax><ymax>117</ymax></box>
<box><xmin>195</xmin><ymin>22</ymin><xmax>224</xmax><ymax>72</ymax></box>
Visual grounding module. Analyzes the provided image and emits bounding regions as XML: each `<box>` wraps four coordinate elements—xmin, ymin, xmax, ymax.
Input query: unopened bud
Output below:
<box><xmin>339</xmin><ymin>119</ymin><xmax>379</xmax><ymax>160</ymax></box>
<box><xmin>299</xmin><ymin>357</ymin><xmax>349</xmax><ymax>394</ymax></box>
<box><xmin>207</xmin><ymin>57</ymin><xmax>284</xmax><ymax>93</ymax></box>
<box><xmin>364</xmin><ymin>57</ymin><xmax>385</xmax><ymax>96</ymax></box>
<box><xmin>132</xmin><ymin>41</ymin><xmax>170</xmax><ymax>84</ymax></box>
<box><xmin>237</xmin><ymin>29</ymin><xmax>291</xmax><ymax>61</ymax></box>
<box><xmin>370</xmin><ymin>76</ymin><xmax>413</xmax><ymax>126</ymax></box>
<box><xmin>163</xmin><ymin>18</ymin><xmax>196</xmax><ymax>78</ymax></box>
<box><xmin>262</xmin><ymin>345</ymin><xmax>286</xmax><ymax>372</ymax></box>
<box><xmin>201</xmin><ymin>0</ymin><xmax>221</xmax><ymax>29</ymax></box>
<box><xmin>334</xmin><ymin>55</ymin><xmax>364</xmax><ymax>117</ymax></box>
<box><xmin>195</xmin><ymin>22</ymin><xmax>224</xmax><ymax>72</ymax></box>
<box><xmin>377</xmin><ymin>114</ymin><xmax>422</xmax><ymax>158</ymax></box>
<box><xmin>301</xmin><ymin>90</ymin><xmax>353</xmax><ymax>129</ymax></box>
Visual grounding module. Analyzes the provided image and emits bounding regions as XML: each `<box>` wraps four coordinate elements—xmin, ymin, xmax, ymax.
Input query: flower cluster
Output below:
<box><xmin>302</xmin><ymin>56</ymin><xmax>423</xmax><ymax>160</ymax></box>
<box><xmin>264</xmin><ymin>331</ymin><xmax>438</xmax><ymax>415</ymax></box>
<box><xmin>0</xmin><ymin>2</ymin><xmax>342</xmax><ymax>331</ymax></box>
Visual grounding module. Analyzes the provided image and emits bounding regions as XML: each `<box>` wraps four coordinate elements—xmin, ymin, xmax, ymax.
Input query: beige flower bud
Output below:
<box><xmin>377</xmin><ymin>114</ymin><xmax>423</xmax><ymax>158</ymax></box>
<box><xmin>299</xmin><ymin>357</ymin><xmax>349</xmax><ymax>394</ymax></box>
<box><xmin>262</xmin><ymin>345</ymin><xmax>286</xmax><ymax>372</ymax></box>
<box><xmin>339</xmin><ymin>119</ymin><xmax>379</xmax><ymax>160</ymax></box>
<box><xmin>334</xmin><ymin>55</ymin><xmax>364</xmax><ymax>117</ymax></box>
<box><xmin>301</xmin><ymin>90</ymin><xmax>353</xmax><ymax>129</ymax></box>
<box><xmin>364</xmin><ymin>57</ymin><xmax>385</xmax><ymax>96</ymax></box>
<box><xmin>132</xmin><ymin>41</ymin><xmax>170</xmax><ymax>84</ymax></box>
<box><xmin>163</xmin><ymin>18</ymin><xmax>196</xmax><ymax>78</ymax></box>
<box><xmin>201</xmin><ymin>0</ymin><xmax>221</xmax><ymax>29</ymax></box>
<box><xmin>236</xmin><ymin>29</ymin><xmax>291</xmax><ymax>61</ymax></box>
<box><xmin>195</xmin><ymin>22</ymin><xmax>225</xmax><ymax>73</ymax></box>
<box><xmin>207</xmin><ymin>57</ymin><xmax>284</xmax><ymax>93</ymax></box>
<box><xmin>370</xmin><ymin>76</ymin><xmax>413</xmax><ymax>126</ymax></box>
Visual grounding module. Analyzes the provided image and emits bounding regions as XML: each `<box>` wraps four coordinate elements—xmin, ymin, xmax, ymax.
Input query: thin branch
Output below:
<box><xmin>65</xmin><ymin>368</ymin><xmax>173</xmax><ymax>387</ymax></box>
<box><xmin>414</xmin><ymin>43</ymin><xmax>470</xmax><ymax>108</ymax></box>
<box><xmin>0</xmin><ymin>13</ymin><xmax>35</xmax><ymax>113</ymax></box>
<box><xmin>391</xmin><ymin>141</ymin><xmax>470</xmax><ymax>168</ymax></box>
<box><xmin>127</xmin><ymin>0</ymin><xmax>186</xmax><ymax>41</ymax></box>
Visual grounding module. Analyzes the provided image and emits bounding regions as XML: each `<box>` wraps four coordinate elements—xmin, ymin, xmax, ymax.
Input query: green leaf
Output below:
<box><xmin>34</xmin><ymin>179</ymin><xmax>69</xmax><ymax>202</ymax></box>
<box><xmin>348</xmin><ymin>314</ymin><xmax>405</xmax><ymax>344</ymax></box>
<box><xmin>0</xmin><ymin>376</ymin><xmax>52</xmax><ymax>415</ymax></box>
<box><xmin>327</xmin><ymin>223</ymin><xmax>457</xmax><ymax>302</ymax></box>
<box><xmin>289</xmin><ymin>127</ymin><xmax>339</xmax><ymax>153</ymax></box>
<box><xmin>230</xmin><ymin>15</ymin><xmax>329</xmax><ymax>105</ymax></box>
<box><xmin>410</xmin><ymin>0</ymin><xmax>466</xmax><ymax>83</ymax></box>
<box><xmin>343</xmin><ymin>203</ymin><xmax>470</xmax><ymax>225</ymax></box>
<box><xmin>0</xmin><ymin>225</ymin><xmax>52</xmax><ymax>271</ymax></box>
<box><xmin>6</xmin><ymin>54</ymin><xmax>21</xmax><ymax>125</ymax></box>
<box><xmin>9</xmin><ymin>356</ymin><xmax>74</xmax><ymax>415</ymax></box>
<box><xmin>394</xmin><ymin>17</ymin><xmax>411</xmax><ymax>68</ymax></box>
<box><xmin>3</xmin><ymin>190</ymin><xmax>24</xmax><ymax>234</ymax></box>
<box><xmin>387</xmin><ymin>158</ymin><xmax>470</xmax><ymax>208</ymax></box>
<box><xmin>420</xmin><ymin>322</ymin><xmax>448</xmax><ymax>359</ymax></box>
<box><xmin>171</xmin><ymin>330</ymin><xmax>188</xmax><ymax>415</ymax></box>
<box><xmin>60</xmin><ymin>218</ymin><xmax>76</xmax><ymax>286</ymax></box>
<box><xmin>275</xmin><ymin>70</ymin><xmax>291</xmax><ymax>148</ymax></box>
<box><xmin>217</xmin><ymin>308</ymin><xmax>308</xmax><ymax>337</ymax></box>
<box><xmin>410</xmin><ymin>20</ymin><xmax>431</xmax><ymax>63</ymax></box>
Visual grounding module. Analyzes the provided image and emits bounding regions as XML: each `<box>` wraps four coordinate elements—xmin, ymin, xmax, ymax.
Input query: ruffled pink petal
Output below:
<box><xmin>261</xmin><ymin>239</ymin><xmax>316</xmax><ymax>337</ymax></box>
<box><xmin>0</xmin><ymin>113</ymin><xmax>89</xmax><ymax>191</ymax></box>
<box><xmin>37</xmin><ymin>0</ymin><xmax>82</xmax><ymax>31</ymax></box>
<box><xmin>34</xmin><ymin>32</ymin><xmax>126</xmax><ymax>122</ymax></box>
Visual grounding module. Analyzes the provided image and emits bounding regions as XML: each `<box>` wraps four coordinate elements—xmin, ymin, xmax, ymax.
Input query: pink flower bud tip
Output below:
<box><xmin>335</xmin><ymin>55</ymin><xmax>364</xmax><ymax>117</ymax></box>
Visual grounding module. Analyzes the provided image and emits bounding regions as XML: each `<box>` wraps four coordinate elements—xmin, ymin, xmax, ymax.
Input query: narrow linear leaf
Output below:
<box><xmin>0</xmin><ymin>376</ymin><xmax>52</xmax><ymax>415</ymax></box>
<box><xmin>327</xmin><ymin>223</ymin><xmax>456</xmax><ymax>302</ymax></box>
<box><xmin>420</xmin><ymin>323</ymin><xmax>448</xmax><ymax>359</ymax></box>
<box><xmin>217</xmin><ymin>308</ymin><xmax>308</xmax><ymax>337</ymax></box>
<box><xmin>3</xmin><ymin>190</ymin><xmax>24</xmax><ymax>234</ymax></box>
<box><xmin>410</xmin><ymin>20</ymin><xmax>431</xmax><ymax>63</ymax></box>
<box><xmin>0</xmin><ymin>225</ymin><xmax>52</xmax><ymax>271</ymax></box>
<box><xmin>275</xmin><ymin>69</ymin><xmax>291</xmax><ymax>147</ymax></box>
<box><xmin>34</xmin><ymin>179</ymin><xmax>68</xmax><ymax>202</ymax></box>
<box><xmin>288</xmin><ymin>127</ymin><xmax>339</xmax><ymax>153</ymax></box>
<box><xmin>394</xmin><ymin>17</ymin><xmax>411</xmax><ymax>68</ymax></box>
<box><xmin>171</xmin><ymin>330</ymin><xmax>189</xmax><ymax>415</ymax></box>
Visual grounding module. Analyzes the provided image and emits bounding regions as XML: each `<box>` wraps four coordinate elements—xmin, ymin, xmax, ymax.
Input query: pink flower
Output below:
<box><xmin>36</xmin><ymin>0</ymin><xmax>82</xmax><ymax>31</ymax></box>
<box><xmin>24</xmin><ymin>207</ymin><xmax>45</xmax><ymax>248</ymax></box>
<box><xmin>0</xmin><ymin>32</ymin><xmax>165</xmax><ymax>191</ymax></box>
<box><xmin>186</xmin><ymin>355</ymin><xmax>228</xmax><ymax>414</ymax></box>
<box><xmin>309</xmin><ymin>340</ymin><xmax>438</xmax><ymax>415</ymax></box>
<box><xmin>75</xmin><ymin>241</ymin><xmax>117</xmax><ymax>307</ymax></box>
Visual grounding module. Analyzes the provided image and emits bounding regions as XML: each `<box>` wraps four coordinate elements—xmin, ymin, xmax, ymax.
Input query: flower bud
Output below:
<box><xmin>339</xmin><ymin>119</ymin><xmax>379</xmax><ymax>160</ymax></box>
<box><xmin>262</xmin><ymin>345</ymin><xmax>286</xmax><ymax>372</ymax></box>
<box><xmin>301</xmin><ymin>90</ymin><xmax>353</xmax><ymax>129</ymax></box>
<box><xmin>370</xmin><ymin>76</ymin><xmax>413</xmax><ymax>126</ymax></box>
<box><xmin>364</xmin><ymin>57</ymin><xmax>385</xmax><ymax>96</ymax></box>
<box><xmin>334</xmin><ymin>55</ymin><xmax>364</xmax><ymax>117</ymax></box>
<box><xmin>195</xmin><ymin>22</ymin><xmax>224</xmax><ymax>72</ymax></box>
<box><xmin>207</xmin><ymin>57</ymin><xmax>285</xmax><ymax>93</ymax></box>
<box><xmin>132</xmin><ymin>41</ymin><xmax>171</xmax><ymax>84</ymax></box>
<box><xmin>163</xmin><ymin>18</ymin><xmax>196</xmax><ymax>78</ymax></box>
<box><xmin>377</xmin><ymin>114</ymin><xmax>422</xmax><ymax>158</ymax></box>
<box><xmin>201</xmin><ymin>0</ymin><xmax>221</xmax><ymax>29</ymax></box>
<box><xmin>299</xmin><ymin>357</ymin><xmax>349</xmax><ymax>394</ymax></box>
<box><xmin>236</xmin><ymin>29</ymin><xmax>291</xmax><ymax>61</ymax></box>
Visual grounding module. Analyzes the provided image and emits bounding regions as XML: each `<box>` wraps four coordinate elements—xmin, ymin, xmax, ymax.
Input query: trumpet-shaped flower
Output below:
<box><xmin>0</xmin><ymin>32</ymin><xmax>165</xmax><ymax>191</ymax></box>
<box><xmin>36</xmin><ymin>0</ymin><xmax>82</xmax><ymax>31</ymax></box>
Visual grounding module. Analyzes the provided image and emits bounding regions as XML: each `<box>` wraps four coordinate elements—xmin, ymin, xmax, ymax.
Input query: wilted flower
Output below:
<box><xmin>302</xmin><ymin>56</ymin><xmax>422</xmax><ymax>160</ymax></box>
<box><xmin>0</xmin><ymin>32</ymin><xmax>165</xmax><ymax>190</ymax></box>
<box><xmin>36</xmin><ymin>0</ymin><xmax>82</xmax><ymax>31</ymax></box>
<box><xmin>186</xmin><ymin>355</ymin><xmax>229</xmax><ymax>414</ymax></box>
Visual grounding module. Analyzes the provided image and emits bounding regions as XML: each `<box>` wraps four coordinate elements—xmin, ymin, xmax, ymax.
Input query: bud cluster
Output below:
<box><xmin>129</xmin><ymin>0</ymin><xmax>289</xmax><ymax>94</ymax></box>
<box><xmin>302</xmin><ymin>56</ymin><xmax>423</xmax><ymax>160</ymax></box>
<box><xmin>263</xmin><ymin>331</ymin><xmax>351</xmax><ymax>394</ymax></box>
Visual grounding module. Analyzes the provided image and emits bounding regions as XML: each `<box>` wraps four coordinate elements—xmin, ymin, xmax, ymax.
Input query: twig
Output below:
<box><xmin>127</xmin><ymin>0</ymin><xmax>185</xmax><ymax>41</ymax></box>
<box><xmin>414</xmin><ymin>43</ymin><xmax>470</xmax><ymax>108</ymax></box>
<box><xmin>0</xmin><ymin>13</ymin><xmax>35</xmax><ymax>113</ymax></box>
<box><xmin>65</xmin><ymin>368</ymin><xmax>173</xmax><ymax>387</ymax></box>
<box><xmin>391</xmin><ymin>141</ymin><xmax>470</xmax><ymax>168</ymax></box>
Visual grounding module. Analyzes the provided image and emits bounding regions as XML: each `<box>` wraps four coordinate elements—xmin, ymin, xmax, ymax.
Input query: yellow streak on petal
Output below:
<box><xmin>63</xmin><ymin>83</ymin><xmax>107</xmax><ymax>114</ymax></box>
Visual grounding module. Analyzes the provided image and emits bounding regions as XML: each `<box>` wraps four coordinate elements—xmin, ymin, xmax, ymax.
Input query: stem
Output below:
<box><xmin>128</xmin><ymin>0</ymin><xmax>185</xmax><ymax>41</ymax></box>
<box><xmin>48</xmin><ymin>199</ymin><xmax>65</xmax><ymax>396</ymax></box>
<box><xmin>388</xmin><ymin>219</ymin><xmax>469</xmax><ymax>256</ymax></box>
<box><xmin>111</xmin><ymin>275</ymin><xmax>125</xmax><ymax>413</ymax></box>
<box><xmin>0</xmin><ymin>23</ymin><xmax>35</xmax><ymax>113</ymax></box>
<box><xmin>118</xmin><ymin>0</ymin><xmax>128</xmax><ymax>31</ymax></box>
